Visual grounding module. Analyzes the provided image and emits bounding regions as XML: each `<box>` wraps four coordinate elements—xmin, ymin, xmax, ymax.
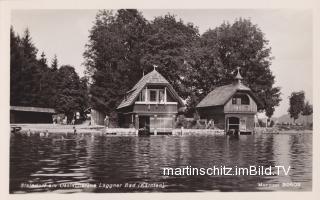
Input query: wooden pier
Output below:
<box><xmin>172</xmin><ymin>128</ymin><xmax>225</xmax><ymax>136</ymax></box>
<box><xmin>11</xmin><ymin>124</ymin><xmax>227</xmax><ymax>136</ymax></box>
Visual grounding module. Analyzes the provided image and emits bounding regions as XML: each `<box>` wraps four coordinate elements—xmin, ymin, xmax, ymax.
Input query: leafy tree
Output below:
<box><xmin>84</xmin><ymin>11</ymin><xmax>200</xmax><ymax>114</ymax></box>
<box><xmin>183</xmin><ymin>33</ymin><xmax>223</xmax><ymax>115</ymax></box>
<box><xmin>185</xmin><ymin>18</ymin><xmax>281</xmax><ymax>117</ymax></box>
<box><xmin>302</xmin><ymin>101</ymin><xmax>313</xmax><ymax>126</ymax></box>
<box><xmin>84</xmin><ymin>9</ymin><xmax>150</xmax><ymax>114</ymax></box>
<box><xmin>269</xmin><ymin>120</ymin><xmax>275</xmax><ymax>127</ymax></box>
<box><xmin>141</xmin><ymin>14</ymin><xmax>200</xmax><ymax>98</ymax></box>
<box><xmin>84</xmin><ymin>11</ymin><xmax>281</xmax><ymax>118</ymax></box>
<box><xmin>54</xmin><ymin>65</ymin><xmax>88</xmax><ymax>121</ymax></box>
<box><xmin>302</xmin><ymin>101</ymin><xmax>313</xmax><ymax>116</ymax></box>
<box><xmin>288</xmin><ymin>91</ymin><xmax>305</xmax><ymax>123</ymax></box>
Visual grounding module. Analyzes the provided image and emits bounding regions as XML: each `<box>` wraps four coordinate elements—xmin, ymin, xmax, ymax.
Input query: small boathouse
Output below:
<box><xmin>196</xmin><ymin>68</ymin><xmax>261</xmax><ymax>134</ymax></box>
<box><xmin>10</xmin><ymin>106</ymin><xmax>56</xmax><ymax>124</ymax></box>
<box><xmin>117</xmin><ymin>68</ymin><xmax>184</xmax><ymax>135</ymax></box>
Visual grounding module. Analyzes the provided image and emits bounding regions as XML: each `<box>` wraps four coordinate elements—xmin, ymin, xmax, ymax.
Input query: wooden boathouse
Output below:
<box><xmin>10</xmin><ymin>106</ymin><xmax>56</xmax><ymax>124</ymax></box>
<box><xmin>117</xmin><ymin>68</ymin><xmax>184</xmax><ymax>135</ymax></box>
<box><xmin>196</xmin><ymin>68</ymin><xmax>261</xmax><ymax>134</ymax></box>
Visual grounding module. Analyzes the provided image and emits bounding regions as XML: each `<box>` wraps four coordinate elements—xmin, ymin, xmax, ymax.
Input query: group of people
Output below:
<box><xmin>53</xmin><ymin>115</ymin><xmax>78</xmax><ymax>125</ymax></box>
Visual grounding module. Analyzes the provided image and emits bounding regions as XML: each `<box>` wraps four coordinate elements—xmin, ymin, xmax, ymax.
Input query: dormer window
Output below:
<box><xmin>149</xmin><ymin>90</ymin><xmax>157</xmax><ymax>102</ymax></box>
<box><xmin>232</xmin><ymin>97</ymin><xmax>237</xmax><ymax>105</ymax></box>
<box><xmin>232</xmin><ymin>94</ymin><xmax>250</xmax><ymax>105</ymax></box>
<box><xmin>136</xmin><ymin>87</ymin><xmax>172</xmax><ymax>103</ymax></box>
<box><xmin>159</xmin><ymin>89</ymin><xmax>165</xmax><ymax>102</ymax></box>
<box><xmin>148</xmin><ymin>89</ymin><xmax>165</xmax><ymax>102</ymax></box>
<box><xmin>241</xmin><ymin>95</ymin><xmax>250</xmax><ymax>105</ymax></box>
<box><xmin>138</xmin><ymin>89</ymin><xmax>146</xmax><ymax>101</ymax></box>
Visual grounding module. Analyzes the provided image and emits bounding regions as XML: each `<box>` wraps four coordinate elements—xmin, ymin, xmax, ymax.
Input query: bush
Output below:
<box><xmin>175</xmin><ymin>114</ymin><xmax>208</xmax><ymax>129</ymax></box>
<box><xmin>175</xmin><ymin>115</ymin><xmax>188</xmax><ymax>128</ymax></box>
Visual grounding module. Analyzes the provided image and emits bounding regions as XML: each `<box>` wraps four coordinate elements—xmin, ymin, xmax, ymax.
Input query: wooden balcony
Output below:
<box><xmin>224</xmin><ymin>104</ymin><xmax>257</xmax><ymax>113</ymax></box>
<box><xmin>133</xmin><ymin>102</ymin><xmax>178</xmax><ymax>114</ymax></box>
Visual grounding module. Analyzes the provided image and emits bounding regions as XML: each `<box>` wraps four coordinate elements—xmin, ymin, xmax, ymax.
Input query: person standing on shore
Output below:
<box><xmin>104</xmin><ymin>115</ymin><xmax>109</xmax><ymax>128</ymax></box>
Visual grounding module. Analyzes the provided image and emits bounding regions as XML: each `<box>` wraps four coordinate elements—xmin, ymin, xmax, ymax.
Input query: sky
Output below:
<box><xmin>11</xmin><ymin>9</ymin><xmax>313</xmax><ymax>118</ymax></box>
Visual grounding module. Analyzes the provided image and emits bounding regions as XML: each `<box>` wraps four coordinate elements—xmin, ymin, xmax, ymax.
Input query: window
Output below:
<box><xmin>137</xmin><ymin>88</ymin><xmax>175</xmax><ymax>103</ymax></box>
<box><xmin>232</xmin><ymin>94</ymin><xmax>250</xmax><ymax>105</ymax></box>
<box><xmin>241</xmin><ymin>95</ymin><xmax>250</xmax><ymax>105</ymax></box>
<box><xmin>232</xmin><ymin>98</ymin><xmax>237</xmax><ymax>104</ymax></box>
<box><xmin>159</xmin><ymin>89</ymin><xmax>165</xmax><ymax>102</ymax></box>
<box><xmin>149</xmin><ymin>90</ymin><xmax>157</xmax><ymax>102</ymax></box>
<box><xmin>138</xmin><ymin>89</ymin><xmax>146</xmax><ymax>101</ymax></box>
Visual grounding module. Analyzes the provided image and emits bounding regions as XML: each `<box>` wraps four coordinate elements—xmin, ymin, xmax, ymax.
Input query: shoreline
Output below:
<box><xmin>277</xmin><ymin>130</ymin><xmax>312</xmax><ymax>134</ymax></box>
<box><xmin>10</xmin><ymin>124</ymin><xmax>312</xmax><ymax>135</ymax></box>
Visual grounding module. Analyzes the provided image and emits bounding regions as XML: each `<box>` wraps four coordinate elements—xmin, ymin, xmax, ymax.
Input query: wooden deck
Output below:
<box><xmin>172</xmin><ymin>128</ymin><xmax>225</xmax><ymax>136</ymax></box>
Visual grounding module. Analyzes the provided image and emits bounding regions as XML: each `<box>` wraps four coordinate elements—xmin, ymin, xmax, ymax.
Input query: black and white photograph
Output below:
<box><xmin>1</xmin><ymin>0</ymin><xmax>318</xmax><ymax>198</ymax></box>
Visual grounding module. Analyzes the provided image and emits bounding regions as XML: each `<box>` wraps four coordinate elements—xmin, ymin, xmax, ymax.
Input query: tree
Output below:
<box><xmin>10</xmin><ymin>27</ymin><xmax>42</xmax><ymax>106</ymax></box>
<box><xmin>10</xmin><ymin>27</ymin><xmax>87</xmax><ymax>120</ymax></box>
<box><xmin>302</xmin><ymin>101</ymin><xmax>313</xmax><ymax>116</ymax></box>
<box><xmin>21</xmin><ymin>28</ymin><xmax>38</xmax><ymax>60</ymax></box>
<box><xmin>54</xmin><ymin>65</ymin><xmax>88</xmax><ymax>121</ymax></box>
<box><xmin>288</xmin><ymin>91</ymin><xmax>305</xmax><ymax>123</ymax></box>
<box><xmin>84</xmin><ymin>10</ymin><xmax>201</xmax><ymax>115</ymax></box>
<box><xmin>51</xmin><ymin>54</ymin><xmax>58</xmax><ymax>71</ymax></box>
<box><xmin>302</xmin><ymin>101</ymin><xmax>313</xmax><ymax>126</ymax></box>
<box><xmin>184</xmin><ymin>18</ymin><xmax>281</xmax><ymax>117</ymax></box>
<box><xmin>10</xmin><ymin>26</ymin><xmax>23</xmax><ymax>106</ymax></box>
<box><xmin>84</xmin><ymin>11</ymin><xmax>281</xmax><ymax>118</ymax></box>
<box><xmin>36</xmin><ymin>51</ymin><xmax>54</xmax><ymax>107</ymax></box>
<box><xmin>39</xmin><ymin>52</ymin><xmax>47</xmax><ymax>68</ymax></box>
<box><xmin>84</xmin><ymin>9</ymin><xmax>150</xmax><ymax>114</ymax></box>
<box><xmin>141</xmin><ymin>14</ymin><xmax>200</xmax><ymax>99</ymax></box>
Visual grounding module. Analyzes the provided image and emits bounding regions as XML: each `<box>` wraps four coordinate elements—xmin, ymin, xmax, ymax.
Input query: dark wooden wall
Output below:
<box><xmin>10</xmin><ymin>111</ymin><xmax>53</xmax><ymax>123</ymax></box>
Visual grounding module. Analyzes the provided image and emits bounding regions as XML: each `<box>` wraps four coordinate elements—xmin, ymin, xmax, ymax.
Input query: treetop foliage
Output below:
<box><xmin>84</xmin><ymin>10</ymin><xmax>281</xmax><ymax>117</ymax></box>
<box><xmin>10</xmin><ymin>27</ymin><xmax>88</xmax><ymax>121</ymax></box>
<box><xmin>11</xmin><ymin>10</ymin><xmax>284</xmax><ymax>120</ymax></box>
<box><xmin>288</xmin><ymin>91</ymin><xmax>310</xmax><ymax>121</ymax></box>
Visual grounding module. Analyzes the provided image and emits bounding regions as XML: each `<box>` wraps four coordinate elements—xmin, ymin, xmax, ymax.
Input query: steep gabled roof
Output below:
<box><xmin>117</xmin><ymin>69</ymin><xmax>184</xmax><ymax>109</ymax></box>
<box><xmin>196</xmin><ymin>82</ymin><xmax>256</xmax><ymax>108</ymax></box>
<box><xmin>197</xmin><ymin>67</ymin><xmax>263</xmax><ymax>108</ymax></box>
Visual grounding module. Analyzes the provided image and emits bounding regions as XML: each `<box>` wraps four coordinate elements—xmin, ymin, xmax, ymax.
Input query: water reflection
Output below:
<box><xmin>10</xmin><ymin>133</ymin><xmax>312</xmax><ymax>193</ymax></box>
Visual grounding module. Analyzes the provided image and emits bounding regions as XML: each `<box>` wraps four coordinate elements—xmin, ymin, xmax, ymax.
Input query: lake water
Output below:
<box><xmin>10</xmin><ymin>133</ymin><xmax>312</xmax><ymax>193</ymax></box>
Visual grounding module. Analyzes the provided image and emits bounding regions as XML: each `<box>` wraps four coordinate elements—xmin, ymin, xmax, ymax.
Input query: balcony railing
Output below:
<box><xmin>135</xmin><ymin>101</ymin><xmax>177</xmax><ymax>105</ymax></box>
<box><xmin>225</xmin><ymin>105</ymin><xmax>256</xmax><ymax>113</ymax></box>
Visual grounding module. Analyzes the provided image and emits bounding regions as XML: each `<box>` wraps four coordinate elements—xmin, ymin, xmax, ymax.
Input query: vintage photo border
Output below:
<box><xmin>0</xmin><ymin>0</ymin><xmax>319</xmax><ymax>199</ymax></box>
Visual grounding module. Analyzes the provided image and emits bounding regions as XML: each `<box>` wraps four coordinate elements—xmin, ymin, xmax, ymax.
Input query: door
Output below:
<box><xmin>139</xmin><ymin>116</ymin><xmax>150</xmax><ymax>135</ymax></box>
<box><xmin>228</xmin><ymin>117</ymin><xmax>240</xmax><ymax>131</ymax></box>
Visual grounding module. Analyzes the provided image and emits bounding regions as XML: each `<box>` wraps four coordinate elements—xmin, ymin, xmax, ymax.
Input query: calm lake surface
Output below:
<box><xmin>10</xmin><ymin>133</ymin><xmax>312</xmax><ymax>193</ymax></box>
